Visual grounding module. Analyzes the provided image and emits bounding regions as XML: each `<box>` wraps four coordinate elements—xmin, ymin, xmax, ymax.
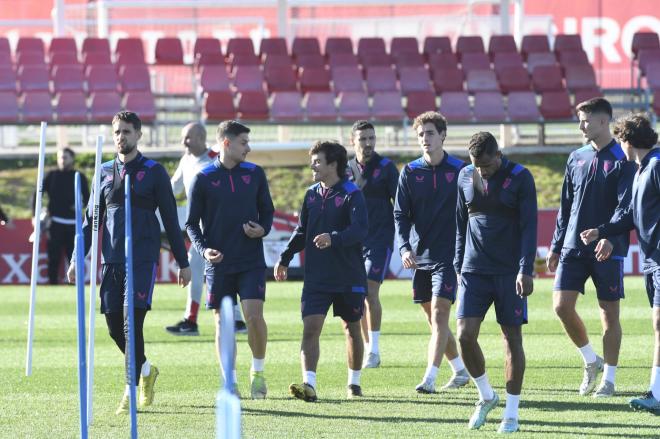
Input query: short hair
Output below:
<box><xmin>112</xmin><ymin>111</ymin><xmax>142</xmax><ymax>131</ymax></box>
<box><xmin>576</xmin><ymin>97</ymin><xmax>613</xmax><ymax>119</ymax></box>
<box><xmin>60</xmin><ymin>147</ymin><xmax>75</xmax><ymax>158</ymax></box>
<box><xmin>216</xmin><ymin>120</ymin><xmax>250</xmax><ymax>140</ymax></box>
<box><xmin>412</xmin><ymin>111</ymin><xmax>447</xmax><ymax>135</ymax></box>
<box><xmin>310</xmin><ymin>140</ymin><xmax>348</xmax><ymax>178</ymax></box>
<box><xmin>351</xmin><ymin>120</ymin><xmax>375</xmax><ymax>134</ymax></box>
<box><xmin>468</xmin><ymin>131</ymin><xmax>499</xmax><ymax>158</ymax></box>
<box><xmin>613</xmin><ymin>113</ymin><xmax>658</xmax><ymax>150</ymax></box>
<box><xmin>186</xmin><ymin>121</ymin><xmax>207</xmax><ymax>142</ymax></box>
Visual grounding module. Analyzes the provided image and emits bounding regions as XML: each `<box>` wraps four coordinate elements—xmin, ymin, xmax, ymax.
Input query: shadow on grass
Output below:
<box><xmin>525</xmin><ymin>419</ymin><xmax>660</xmax><ymax>437</ymax></box>
<box><xmin>524</xmin><ymin>399</ymin><xmax>637</xmax><ymax>413</ymax></box>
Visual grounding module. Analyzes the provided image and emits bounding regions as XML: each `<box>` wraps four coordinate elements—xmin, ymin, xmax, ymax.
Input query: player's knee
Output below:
<box><xmin>553</xmin><ymin>300</ymin><xmax>573</xmax><ymax>319</ymax></box>
<box><xmin>457</xmin><ymin>328</ymin><xmax>477</xmax><ymax>347</ymax></box>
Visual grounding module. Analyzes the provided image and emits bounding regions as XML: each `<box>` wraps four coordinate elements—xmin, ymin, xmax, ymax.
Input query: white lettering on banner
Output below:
<box><xmin>159</xmin><ymin>251</ymin><xmax>179</xmax><ymax>282</ymax></box>
<box><xmin>141</xmin><ymin>31</ymin><xmax>165</xmax><ymax>64</ymax></box>
<box><xmin>563</xmin><ymin>17</ymin><xmax>578</xmax><ymax>35</ymax></box>
<box><xmin>621</xmin><ymin>16</ymin><xmax>660</xmax><ymax>58</ymax></box>
<box><xmin>582</xmin><ymin>17</ymin><xmax>622</xmax><ymax>63</ymax></box>
<box><xmin>2</xmin><ymin>253</ymin><xmax>31</xmax><ymax>283</ymax></box>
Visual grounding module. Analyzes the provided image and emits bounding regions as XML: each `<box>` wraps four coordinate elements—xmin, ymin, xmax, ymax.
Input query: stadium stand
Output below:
<box><xmin>305</xmin><ymin>91</ymin><xmax>338</xmax><ymax>121</ymax></box>
<box><xmin>325</xmin><ymin>37</ymin><xmax>354</xmax><ymax>57</ymax></box>
<box><xmin>270</xmin><ymin>91</ymin><xmax>304</xmax><ymax>121</ymax></box>
<box><xmin>155</xmin><ymin>38</ymin><xmax>184</xmax><ymax>65</ymax></box>
<box><xmin>337</xmin><ymin>91</ymin><xmax>370</xmax><ymax>121</ymax></box>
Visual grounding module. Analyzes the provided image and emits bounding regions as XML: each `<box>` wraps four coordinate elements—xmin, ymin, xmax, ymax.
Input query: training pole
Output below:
<box><xmin>25</xmin><ymin>121</ymin><xmax>47</xmax><ymax>376</ymax></box>
<box><xmin>216</xmin><ymin>296</ymin><xmax>241</xmax><ymax>439</ymax></box>
<box><xmin>74</xmin><ymin>172</ymin><xmax>89</xmax><ymax>438</ymax></box>
<box><xmin>86</xmin><ymin>134</ymin><xmax>103</xmax><ymax>426</ymax></box>
<box><xmin>125</xmin><ymin>174</ymin><xmax>138</xmax><ymax>439</ymax></box>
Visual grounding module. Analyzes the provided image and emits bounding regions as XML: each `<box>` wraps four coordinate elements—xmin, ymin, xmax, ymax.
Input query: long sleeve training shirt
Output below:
<box><xmin>33</xmin><ymin>169</ymin><xmax>90</xmax><ymax>222</ymax></box>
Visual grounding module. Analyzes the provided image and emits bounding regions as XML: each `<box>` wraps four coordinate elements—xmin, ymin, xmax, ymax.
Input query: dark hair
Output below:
<box><xmin>412</xmin><ymin>111</ymin><xmax>447</xmax><ymax>135</ymax></box>
<box><xmin>351</xmin><ymin>120</ymin><xmax>375</xmax><ymax>134</ymax></box>
<box><xmin>217</xmin><ymin>120</ymin><xmax>250</xmax><ymax>140</ymax></box>
<box><xmin>310</xmin><ymin>140</ymin><xmax>348</xmax><ymax>178</ymax></box>
<box><xmin>468</xmin><ymin>131</ymin><xmax>499</xmax><ymax>158</ymax></box>
<box><xmin>613</xmin><ymin>113</ymin><xmax>658</xmax><ymax>150</ymax></box>
<box><xmin>60</xmin><ymin>147</ymin><xmax>75</xmax><ymax>158</ymax></box>
<box><xmin>576</xmin><ymin>97</ymin><xmax>612</xmax><ymax>119</ymax></box>
<box><xmin>112</xmin><ymin>111</ymin><xmax>142</xmax><ymax>131</ymax></box>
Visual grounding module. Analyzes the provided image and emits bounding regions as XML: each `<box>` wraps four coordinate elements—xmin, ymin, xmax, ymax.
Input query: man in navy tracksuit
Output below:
<box><xmin>580</xmin><ymin>114</ymin><xmax>660</xmax><ymax>414</ymax></box>
<box><xmin>394</xmin><ymin>111</ymin><xmax>469</xmax><ymax>394</ymax></box>
<box><xmin>346</xmin><ymin>120</ymin><xmax>398</xmax><ymax>368</ymax></box>
<box><xmin>68</xmin><ymin>111</ymin><xmax>191</xmax><ymax>415</ymax></box>
<box><xmin>186</xmin><ymin>120</ymin><xmax>274</xmax><ymax>400</ymax></box>
<box><xmin>546</xmin><ymin>98</ymin><xmax>636</xmax><ymax>398</ymax></box>
<box><xmin>275</xmin><ymin>140</ymin><xmax>368</xmax><ymax>401</ymax></box>
<box><xmin>455</xmin><ymin>132</ymin><xmax>537</xmax><ymax>433</ymax></box>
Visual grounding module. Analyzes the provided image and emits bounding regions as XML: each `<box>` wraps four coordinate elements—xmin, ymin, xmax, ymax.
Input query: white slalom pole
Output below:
<box><xmin>86</xmin><ymin>134</ymin><xmax>103</xmax><ymax>426</ymax></box>
<box><xmin>216</xmin><ymin>296</ymin><xmax>241</xmax><ymax>439</ymax></box>
<box><xmin>25</xmin><ymin>121</ymin><xmax>47</xmax><ymax>377</ymax></box>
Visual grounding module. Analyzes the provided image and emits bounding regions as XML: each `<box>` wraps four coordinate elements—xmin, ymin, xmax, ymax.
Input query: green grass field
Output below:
<box><xmin>2</xmin><ymin>278</ymin><xmax>658</xmax><ymax>438</ymax></box>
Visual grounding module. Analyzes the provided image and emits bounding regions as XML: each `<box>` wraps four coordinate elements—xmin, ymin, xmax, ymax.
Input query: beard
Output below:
<box><xmin>118</xmin><ymin>142</ymin><xmax>137</xmax><ymax>155</ymax></box>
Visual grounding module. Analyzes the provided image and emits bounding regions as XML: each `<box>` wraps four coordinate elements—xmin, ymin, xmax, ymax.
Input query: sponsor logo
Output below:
<box><xmin>503</xmin><ymin>177</ymin><xmax>511</xmax><ymax>189</ymax></box>
<box><xmin>335</xmin><ymin>197</ymin><xmax>344</xmax><ymax>207</ymax></box>
<box><xmin>353</xmin><ymin>307</ymin><xmax>361</xmax><ymax>314</ymax></box>
<box><xmin>514</xmin><ymin>308</ymin><xmax>522</xmax><ymax>317</ymax></box>
<box><xmin>609</xmin><ymin>285</ymin><xmax>618</xmax><ymax>292</ymax></box>
<box><xmin>137</xmin><ymin>291</ymin><xmax>147</xmax><ymax>300</ymax></box>
<box><xmin>576</xmin><ymin>159</ymin><xmax>586</xmax><ymax>167</ymax></box>
<box><xmin>258</xmin><ymin>284</ymin><xmax>265</xmax><ymax>292</ymax></box>
<box><xmin>242</xmin><ymin>175</ymin><xmax>251</xmax><ymax>184</ymax></box>
<box><xmin>371</xmin><ymin>267</ymin><xmax>381</xmax><ymax>274</ymax></box>
<box><xmin>445</xmin><ymin>172</ymin><xmax>455</xmax><ymax>183</ymax></box>
<box><xmin>211</xmin><ymin>180</ymin><xmax>220</xmax><ymax>187</ymax></box>
<box><xmin>136</xmin><ymin>170</ymin><xmax>145</xmax><ymax>182</ymax></box>
<box><xmin>415</xmin><ymin>175</ymin><xmax>425</xmax><ymax>182</ymax></box>
<box><xmin>442</xmin><ymin>283</ymin><xmax>453</xmax><ymax>292</ymax></box>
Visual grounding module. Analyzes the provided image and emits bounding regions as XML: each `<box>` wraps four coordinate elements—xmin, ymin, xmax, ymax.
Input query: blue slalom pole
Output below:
<box><xmin>125</xmin><ymin>174</ymin><xmax>138</xmax><ymax>439</ymax></box>
<box><xmin>216</xmin><ymin>296</ymin><xmax>241</xmax><ymax>439</ymax></box>
<box><xmin>74</xmin><ymin>172</ymin><xmax>88</xmax><ymax>439</ymax></box>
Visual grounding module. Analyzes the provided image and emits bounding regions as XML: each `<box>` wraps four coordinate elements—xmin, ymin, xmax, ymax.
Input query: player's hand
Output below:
<box><xmin>546</xmin><ymin>251</ymin><xmax>559</xmax><ymax>272</ymax></box>
<box><xmin>580</xmin><ymin>228</ymin><xmax>600</xmax><ymax>245</ymax></box>
<box><xmin>67</xmin><ymin>263</ymin><xmax>76</xmax><ymax>284</ymax></box>
<box><xmin>594</xmin><ymin>239</ymin><xmax>613</xmax><ymax>261</ymax></box>
<box><xmin>516</xmin><ymin>273</ymin><xmax>534</xmax><ymax>297</ymax></box>
<box><xmin>274</xmin><ymin>262</ymin><xmax>288</xmax><ymax>281</ymax></box>
<box><xmin>313</xmin><ymin>233</ymin><xmax>332</xmax><ymax>250</ymax></box>
<box><xmin>178</xmin><ymin>266</ymin><xmax>191</xmax><ymax>287</ymax></box>
<box><xmin>243</xmin><ymin>221</ymin><xmax>265</xmax><ymax>238</ymax></box>
<box><xmin>401</xmin><ymin>251</ymin><xmax>418</xmax><ymax>269</ymax></box>
<box><xmin>204</xmin><ymin>248</ymin><xmax>223</xmax><ymax>264</ymax></box>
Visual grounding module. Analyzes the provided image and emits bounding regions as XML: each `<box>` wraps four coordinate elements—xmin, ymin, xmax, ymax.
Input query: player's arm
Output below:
<box><xmin>276</xmin><ymin>193</ymin><xmax>309</xmax><ymax>279</ymax></box>
<box><xmin>154</xmin><ymin>165</ymin><xmax>189</xmax><ymax>269</ymax></box>
<box><xmin>387</xmin><ymin>161</ymin><xmax>399</xmax><ymax>203</ymax></box>
<box><xmin>170</xmin><ymin>157</ymin><xmax>185</xmax><ymax>196</ymax></box>
<box><xmin>185</xmin><ymin>174</ymin><xmax>208</xmax><ymax>256</ymax></box>
<box><xmin>454</xmin><ymin>173</ymin><xmax>469</xmax><ymax>275</ymax></box>
<box><xmin>393</xmin><ymin>168</ymin><xmax>413</xmax><ymax>256</ymax></box>
<box><xmin>550</xmin><ymin>159</ymin><xmax>573</xmax><ymax>254</ymax></box>
<box><xmin>247</xmin><ymin>167</ymin><xmax>275</xmax><ymax>238</ymax></box>
<box><xmin>325</xmin><ymin>189</ymin><xmax>368</xmax><ymax>247</ymax></box>
<box><xmin>517</xmin><ymin>170</ymin><xmax>538</xmax><ymax>296</ymax></box>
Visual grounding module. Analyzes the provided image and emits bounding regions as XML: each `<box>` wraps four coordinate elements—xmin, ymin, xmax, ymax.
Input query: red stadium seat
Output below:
<box><xmin>428</xmin><ymin>52</ymin><xmax>459</xmax><ymax>72</ymax></box>
<box><xmin>540</xmin><ymin>89</ymin><xmax>573</xmax><ymax>120</ymax></box>
<box><xmin>227</xmin><ymin>38</ymin><xmax>254</xmax><ymax>57</ymax></box>
<box><xmin>82</xmin><ymin>37</ymin><xmax>110</xmax><ymax>55</ymax></box>
<box><xmin>432</xmin><ymin>68</ymin><xmax>464</xmax><ymax>93</ymax></box>
<box><xmin>299</xmin><ymin>67</ymin><xmax>331</xmax><ymax>93</ymax></box>
<box><xmin>493</xmin><ymin>52</ymin><xmax>524</xmax><ymax>74</ymax></box>
<box><xmin>18</xmin><ymin>65</ymin><xmax>49</xmax><ymax>92</ymax></box>
<box><xmin>54</xmin><ymin>91</ymin><xmax>87</xmax><ymax>122</ymax></box>
<box><xmin>473</xmin><ymin>91</ymin><xmax>506</xmax><ymax>122</ymax></box>
<box><xmin>49</xmin><ymin>38</ymin><xmax>77</xmax><ymax>55</ymax></box>
<box><xmin>394</xmin><ymin>52</ymin><xmax>426</xmax><ymax>70</ymax></box>
<box><xmin>233</xmin><ymin>66</ymin><xmax>264</xmax><ymax>92</ymax></box>
<box><xmin>292</xmin><ymin>37</ymin><xmax>321</xmax><ymax>58</ymax></box>
<box><xmin>89</xmin><ymin>91</ymin><xmax>122</xmax><ymax>122</ymax></box>
<box><xmin>49</xmin><ymin>52</ymin><xmax>80</xmax><ymax>72</ymax></box>
<box><xmin>439</xmin><ymin>91</ymin><xmax>472</xmax><ymax>122</ymax></box>
<box><xmin>264</xmin><ymin>65</ymin><xmax>298</xmax><ymax>93</ymax></box>
<box><xmin>360</xmin><ymin>52</ymin><xmax>393</xmax><ymax>68</ymax></box>
<box><xmin>573</xmin><ymin>88</ymin><xmax>603</xmax><ymax>105</ymax></box>
<box><xmin>260</xmin><ymin>38</ymin><xmax>288</xmax><ymax>57</ymax></box>
<box><xmin>488</xmin><ymin>35</ymin><xmax>517</xmax><ymax>60</ymax></box>
<box><xmin>193</xmin><ymin>37</ymin><xmax>221</xmax><ymax>58</ymax></box>
<box><xmin>554</xmin><ymin>34</ymin><xmax>582</xmax><ymax>53</ymax></box>
<box><xmin>119</xmin><ymin>64</ymin><xmax>151</xmax><ymax>92</ymax></box>
<box><xmin>116</xmin><ymin>38</ymin><xmax>145</xmax><ymax>60</ymax></box>
<box><xmin>21</xmin><ymin>91</ymin><xmax>53</xmax><ymax>122</ymax></box>
<box><xmin>198</xmin><ymin>65</ymin><xmax>231</xmax><ymax>92</ymax></box>
<box><xmin>0</xmin><ymin>37</ymin><xmax>10</xmax><ymax>57</ymax></box>
<box><xmin>336</xmin><ymin>91</ymin><xmax>369</xmax><ymax>121</ymax></box>
<box><xmin>646</xmin><ymin>62</ymin><xmax>660</xmax><ymax>91</ymax></box>
<box><xmin>332</xmin><ymin>66</ymin><xmax>365</xmax><ymax>94</ymax></box>
<box><xmin>236</xmin><ymin>90</ymin><xmax>269</xmax><ymax>120</ymax></box>
<box><xmin>328</xmin><ymin>52</ymin><xmax>359</xmax><ymax>70</ymax></box>
<box><xmin>653</xmin><ymin>90</ymin><xmax>660</xmax><ymax>116</ymax></box>
<box><xmin>204</xmin><ymin>91</ymin><xmax>235</xmax><ymax>120</ymax></box>
<box><xmin>497</xmin><ymin>66</ymin><xmax>531</xmax><ymax>93</ymax></box>
<box><xmin>155</xmin><ymin>38</ymin><xmax>184</xmax><ymax>65</ymax></box>
<box><xmin>270</xmin><ymin>91</ymin><xmax>303</xmax><ymax>121</ymax></box>
<box><xmin>632</xmin><ymin>32</ymin><xmax>660</xmax><ymax>60</ymax></box>
<box><xmin>558</xmin><ymin>50</ymin><xmax>590</xmax><ymax>71</ymax></box>
<box><xmin>405</xmin><ymin>90</ymin><xmax>436</xmax><ymax>118</ymax></box>
<box><xmin>195</xmin><ymin>52</ymin><xmax>225</xmax><ymax>71</ymax></box>
<box><xmin>325</xmin><ymin>37</ymin><xmax>353</xmax><ymax>57</ymax></box>
<box><xmin>0</xmin><ymin>91</ymin><xmax>18</xmax><ymax>122</ymax></box>
<box><xmin>17</xmin><ymin>37</ymin><xmax>45</xmax><ymax>57</ymax></box>
<box><xmin>116</xmin><ymin>51</ymin><xmax>147</xmax><ymax>68</ymax></box>
<box><xmin>305</xmin><ymin>91</ymin><xmax>338</xmax><ymax>121</ymax></box>
<box><xmin>295</xmin><ymin>53</ymin><xmax>326</xmax><ymax>69</ymax></box>
<box><xmin>423</xmin><ymin>36</ymin><xmax>452</xmax><ymax>57</ymax></box>
<box><xmin>391</xmin><ymin>37</ymin><xmax>419</xmax><ymax>56</ymax></box>
<box><xmin>460</xmin><ymin>53</ymin><xmax>491</xmax><ymax>73</ymax></box>
<box><xmin>366</xmin><ymin>66</ymin><xmax>398</xmax><ymax>95</ymax></box>
<box><xmin>526</xmin><ymin>52</ymin><xmax>558</xmax><ymax>73</ymax></box>
<box><xmin>521</xmin><ymin>35</ymin><xmax>550</xmax><ymax>60</ymax></box>
<box><xmin>86</xmin><ymin>65</ymin><xmax>119</xmax><ymax>93</ymax></box>
<box><xmin>532</xmin><ymin>65</ymin><xmax>564</xmax><ymax>92</ymax></box>
<box><xmin>0</xmin><ymin>50</ymin><xmax>10</xmax><ymax>69</ymax></box>
<box><xmin>17</xmin><ymin>51</ymin><xmax>46</xmax><ymax>67</ymax></box>
<box><xmin>0</xmin><ymin>67</ymin><xmax>16</xmax><ymax>92</ymax></box>
<box><xmin>565</xmin><ymin>66</ymin><xmax>598</xmax><ymax>91</ymax></box>
<box><xmin>358</xmin><ymin>38</ymin><xmax>387</xmax><ymax>58</ymax></box>
<box><xmin>456</xmin><ymin>36</ymin><xmax>485</xmax><ymax>59</ymax></box>
<box><xmin>371</xmin><ymin>91</ymin><xmax>404</xmax><ymax>121</ymax></box>
<box><xmin>466</xmin><ymin>69</ymin><xmax>499</xmax><ymax>93</ymax></box>
<box><xmin>399</xmin><ymin>67</ymin><xmax>432</xmax><ymax>94</ymax></box>
<box><xmin>262</xmin><ymin>54</ymin><xmax>294</xmax><ymax>71</ymax></box>
<box><xmin>83</xmin><ymin>51</ymin><xmax>113</xmax><ymax>68</ymax></box>
<box><xmin>51</xmin><ymin>65</ymin><xmax>85</xmax><ymax>93</ymax></box>
<box><xmin>228</xmin><ymin>53</ymin><xmax>260</xmax><ymax>71</ymax></box>
<box><xmin>123</xmin><ymin>91</ymin><xmax>156</xmax><ymax>123</ymax></box>
<box><xmin>637</xmin><ymin>49</ymin><xmax>660</xmax><ymax>76</ymax></box>
<box><xmin>507</xmin><ymin>91</ymin><xmax>541</xmax><ymax>122</ymax></box>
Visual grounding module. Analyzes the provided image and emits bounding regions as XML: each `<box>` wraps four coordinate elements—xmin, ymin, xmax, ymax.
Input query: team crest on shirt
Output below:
<box><xmin>372</xmin><ymin>168</ymin><xmax>381</xmax><ymax>179</ymax></box>
<box><xmin>242</xmin><ymin>175</ymin><xmax>251</xmax><ymax>184</ymax></box>
<box><xmin>335</xmin><ymin>197</ymin><xmax>344</xmax><ymax>208</ymax></box>
<box><xmin>503</xmin><ymin>178</ymin><xmax>511</xmax><ymax>189</ymax></box>
<box><xmin>603</xmin><ymin>160</ymin><xmax>613</xmax><ymax>173</ymax></box>
<box><xmin>136</xmin><ymin>170</ymin><xmax>145</xmax><ymax>182</ymax></box>
<box><xmin>445</xmin><ymin>172</ymin><xmax>455</xmax><ymax>183</ymax></box>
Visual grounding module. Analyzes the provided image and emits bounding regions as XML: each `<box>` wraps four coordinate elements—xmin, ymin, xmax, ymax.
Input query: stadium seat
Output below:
<box><xmin>49</xmin><ymin>38</ymin><xmax>77</xmax><ymax>55</ymax></box>
<box><xmin>155</xmin><ymin>38</ymin><xmax>184</xmax><ymax>65</ymax></box>
<box><xmin>82</xmin><ymin>37</ymin><xmax>110</xmax><ymax>55</ymax></box>
<box><xmin>193</xmin><ymin>37</ymin><xmax>221</xmax><ymax>58</ymax></box>
<box><xmin>371</xmin><ymin>91</ymin><xmax>404</xmax><ymax>121</ymax></box>
<box><xmin>325</xmin><ymin>37</ymin><xmax>353</xmax><ymax>57</ymax></box>
<box><xmin>233</xmin><ymin>66</ymin><xmax>264</xmax><ymax>92</ymax></box>
<box><xmin>0</xmin><ymin>50</ymin><xmax>11</xmax><ymax>69</ymax></box>
<box><xmin>497</xmin><ymin>66</ymin><xmax>531</xmax><ymax>93</ymax></box>
<box><xmin>456</xmin><ymin>36</ymin><xmax>485</xmax><ymax>59</ymax></box>
<box><xmin>204</xmin><ymin>91</ymin><xmax>235</xmax><ymax>120</ymax></box>
<box><xmin>399</xmin><ymin>67</ymin><xmax>432</xmax><ymax>94</ymax></box>
<box><xmin>54</xmin><ymin>91</ymin><xmax>87</xmax><ymax>122</ymax></box>
<box><xmin>632</xmin><ymin>32</ymin><xmax>660</xmax><ymax>60</ymax></box>
<box><xmin>423</xmin><ymin>36</ymin><xmax>452</xmax><ymax>58</ymax></box>
<box><xmin>262</xmin><ymin>54</ymin><xmax>294</xmax><ymax>71</ymax></box>
<box><xmin>292</xmin><ymin>37</ymin><xmax>321</xmax><ymax>59</ymax></box>
<box><xmin>116</xmin><ymin>38</ymin><xmax>146</xmax><ymax>60</ymax></box>
<box><xmin>526</xmin><ymin>52</ymin><xmax>558</xmax><ymax>73</ymax></box>
<box><xmin>531</xmin><ymin>65</ymin><xmax>564</xmax><ymax>92</ymax></box>
<box><xmin>0</xmin><ymin>91</ymin><xmax>18</xmax><ymax>122</ymax></box>
<box><xmin>565</xmin><ymin>66</ymin><xmax>598</xmax><ymax>91</ymax></box>
<box><xmin>86</xmin><ymin>65</ymin><xmax>119</xmax><ymax>92</ymax></box>
<box><xmin>18</xmin><ymin>65</ymin><xmax>49</xmax><ymax>92</ymax></box>
<box><xmin>540</xmin><ymin>89</ymin><xmax>573</xmax><ymax>120</ymax></box>
<box><xmin>236</xmin><ymin>90</ymin><xmax>269</xmax><ymax>120</ymax></box>
<box><xmin>394</xmin><ymin>51</ymin><xmax>426</xmax><ymax>70</ymax></box>
<box><xmin>0</xmin><ymin>37</ymin><xmax>10</xmax><ymax>58</ymax></box>
<box><xmin>199</xmin><ymin>65</ymin><xmax>231</xmax><ymax>92</ymax></box>
<box><xmin>336</xmin><ymin>91</ymin><xmax>369</xmax><ymax>121</ymax></box>
<box><xmin>521</xmin><ymin>35</ymin><xmax>550</xmax><ymax>60</ymax></box>
<box><xmin>305</xmin><ymin>91</ymin><xmax>338</xmax><ymax>121</ymax></box>
<box><xmin>16</xmin><ymin>37</ymin><xmax>45</xmax><ymax>57</ymax></box>
<box><xmin>637</xmin><ymin>48</ymin><xmax>660</xmax><ymax>76</ymax></box>
<box><xmin>573</xmin><ymin>88</ymin><xmax>603</xmax><ymax>104</ymax></box>
<box><xmin>428</xmin><ymin>52</ymin><xmax>459</xmax><ymax>72</ymax></box>
<box><xmin>360</xmin><ymin>52</ymin><xmax>393</xmax><ymax>68</ymax></box>
<box><xmin>466</xmin><ymin>69</ymin><xmax>499</xmax><ymax>93</ymax></box>
<box><xmin>116</xmin><ymin>51</ymin><xmax>148</xmax><ymax>69</ymax></box>
<box><xmin>332</xmin><ymin>66</ymin><xmax>365</xmax><ymax>94</ymax></box>
<box><xmin>295</xmin><ymin>53</ymin><xmax>326</xmax><ymax>69</ymax></box>
<box><xmin>405</xmin><ymin>90</ymin><xmax>436</xmax><ymax>118</ymax></box>
<box><xmin>493</xmin><ymin>52</ymin><xmax>524</xmax><ymax>74</ymax></box>
<box><xmin>228</xmin><ymin>52</ymin><xmax>260</xmax><ymax>70</ymax></box>
<box><xmin>270</xmin><ymin>91</ymin><xmax>303</xmax><ymax>121</ymax></box>
<box><xmin>49</xmin><ymin>52</ymin><xmax>80</xmax><ymax>72</ymax></box>
<box><xmin>473</xmin><ymin>91</ymin><xmax>506</xmax><ymax>122</ymax></box>
<box><xmin>488</xmin><ymin>35</ymin><xmax>517</xmax><ymax>60</ymax></box>
<box><xmin>123</xmin><ymin>91</ymin><xmax>156</xmax><ymax>123</ymax></box>
<box><xmin>432</xmin><ymin>68</ymin><xmax>464</xmax><ymax>93</ymax></box>
<box><xmin>460</xmin><ymin>53</ymin><xmax>491</xmax><ymax>73</ymax></box>
<box><xmin>264</xmin><ymin>65</ymin><xmax>298</xmax><ymax>93</ymax></box>
<box><xmin>89</xmin><ymin>91</ymin><xmax>122</xmax><ymax>122</ymax></box>
<box><xmin>507</xmin><ymin>91</ymin><xmax>541</xmax><ymax>122</ymax></box>
<box><xmin>227</xmin><ymin>38</ymin><xmax>255</xmax><ymax>57</ymax></box>
<box><xmin>358</xmin><ymin>38</ymin><xmax>387</xmax><ymax>58</ymax></box>
<box><xmin>260</xmin><ymin>37</ymin><xmax>288</xmax><ymax>57</ymax></box>
<box><xmin>21</xmin><ymin>91</ymin><xmax>53</xmax><ymax>122</ymax></box>
<box><xmin>328</xmin><ymin>52</ymin><xmax>360</xmax><ymax>70</ymax></box>
<box><xmin>51</xmin><ymin>65</ymin><xmax>85</xmax><ymax>93</ymax></box>
<box><xmin>83</xmin><ymin>51</ymin><xmax>113</xmax><ymax>68</ymax></box>
<box><xmin>366</xmin><ymin>66</ymin><xmax>398</xmax><ymax>95</ymax></box>
<box><xmin>439</xmin><ymin>91</ymin><xmax>472</xmax><ymax>122</ymax></box>
<box><xmin>17</xmin><ymin>51</ymin><xmax>46</xmax><ymax>67</ymax></box>
<box><xmin>391</xmin><ymin>37</ymin><xmax>419</xmax><ymax>57</ymax></box>
<box><xmin>653</xmin><ymin>90</ymin><xmax>660</xmax><ymax>116</ymax></box>
<box><xmin>0</xmin><ymin>67</ymin><xmax>16</xmax><ymax>92</ymax></box>
<box><xmin>299</xmin><ymin>67</ymin><xmax>331</xmax><ymax>93</ymax></box>
<box><xmin>645</xmin><ymin>62</ymin><xmax>660</xmax><ymax>91</ymax></box>
<box><xmin>558</xmin><ymin>50</ymin><xmax>590</xmax><ymax>71</ymax></box>
<box><xmin>554</xmin><ymin>34</ymin><xmax>583</xmax><ymax>53</ymax></box>
<box><xmin>118</xmin><ymin>64</ymin><xmax>151</xmax><ymax>92</ymax></box>
<box><xmin>195</xmin><ymin>52</ymin><xmax>225</xmax><ymax>71</ymax></box>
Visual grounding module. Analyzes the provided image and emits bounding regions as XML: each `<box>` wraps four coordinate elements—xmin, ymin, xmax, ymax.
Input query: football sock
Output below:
<box><xmin>348</xmin><ymin>369</ymin><xmax>361</xmax><ymax>386</ymax></box>
<box><xmin>603</xmin><ymin>364</ymin><xmax>616</xmax><ymax>384</ymax></box>
<box><xmin>140</xmin><ymin>359</ymin><xmax>151</xmax><ymax>377</ymax></box>
<box><xmin>304</xmin><ymin>371</ymin><xmax>317</xmax><ymax>389</ymax></box>
<box><xmin>503</xmin><ymin>393</ymin><xmax>520</xmax><ymax>420</ymax></box>
<box><xmin>449</xmin><ymin>356</ymin><xmax>466</xmax><ymax>373</ymax></box>
<box><xmin>423</xmin><ymin>365</ymin><xmax>439</xmax><ymax>382</ymax></box>
<box><xmin>124</xmin><ymin>385</ymin><xmax>137</xmax><ymax>397</ymax></box>
<box><xmin>472</xmin><ymin>373</ymin><xmax>495</xmax><ymax>401</ymax></box>
<box><xmin>369</xmin><ymin>331</ymin><xmax>380</xmax><ymax>354</ymax></box>
<box><xmin>578</xmin><ymin>343</ymin><xmax>597</xmax><ymax>365</ymax></box>
<box><xmin>186</xmin><ymin>300</ymin><xmax>199</xmax><ymax>323</ymax></box>
<box><xmin>252</xmin><ymin>357</ymin><xmax>265</xmax><ymax>373</ymax></box>
<box><xmin>651</xmin><ymin>366</ymin><xmax>660</xmax><ymax>399</ymax></box>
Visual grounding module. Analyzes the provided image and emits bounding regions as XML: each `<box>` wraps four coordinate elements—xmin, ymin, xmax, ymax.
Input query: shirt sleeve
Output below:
<box><xmin>329</xmin><ymin>190</ymin><xmax>369</xmax><ymax>247</ymax></box>
<box><xmin>550</xmin><ymin>158</ymin><xmax>573</xmax><ymax>253</ymax></box>
<box><xmin>154</xmin><ymin>165</ymin><xmax>189</xmax><ymax>268</ymax></box>
<box><xmin>518</xmin><ymin>170</ymin><xmax>538</xmax><ymax>276</ymax></box>
<box><xmin>171</xmin><ymin>158</ymin><xmax>185</xmax><ymax>196</ymax></box>
<box><xmin>278</xmin><ymin>193</ymin><xmax>309</xmax><ymax>267</ymax></box>
<box><xmin>75</xmin><ymin>170</ymin><xmax>106</xmax><ymax>261</ymax></box>
<box><xmin>454</xmin><ymin>174</ymin><xmax>468</xmax><ymax>275</ymax></box>
<box><xmin>81</xmin><ymin>172</ymin><xmax>91</xmax><ymax>207</ymax></box>
<box><xmin>256</xmin><ymin>167</ymin><xmax>275</xmax><ymax>236</ymax></box>
<box><xmin>185</xmin><ymin>173</ymin><xmax>207</xmax><ymax>258</ymax></box>
<box><xmin>387</xmin><ymin>162</ymin><xmax>399</xmax><ymax>203</ymax></box>
<box><xmin>394</xmin><ymin>168</ymin><xmax>413</xmax><ymax>255</ymax></box>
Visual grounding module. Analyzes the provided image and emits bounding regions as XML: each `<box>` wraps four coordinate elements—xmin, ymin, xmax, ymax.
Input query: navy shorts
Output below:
<box><xmin>456</xmin><ymin>272</ymin><xmax>528</xmax><ymax>326</ymax></box>
<box><xmin>301</xmin><ymin>289</ymin><xmax>365</xmax><ymax>322</ymax></box>
<box><xmin>412</xmin><ymin>265</ymin><xmax>457</xmax><ymax>304</ymax></box>
<box><xmin>363</xmin><ymin>247</ymin><xmax>392</xmax><ymax>283</ymax></box>
<box><xmin>553</xmin><ymin>250</ymin><xmax>624</xmax><ymax>301</ymax></box>
<box><xmin>100</xmin><ymin>262</ymin><xmax>158</xmax><ymax>314</ymax></box>
<box><xmin>205</xmin><ymin>267</ymin><xmax>266</xmax><ymax>309</ymax></box>
<box><xmin>644</xmin><ymin>269</ymin><xmax>660</xmax><ymax>308</ymax></box>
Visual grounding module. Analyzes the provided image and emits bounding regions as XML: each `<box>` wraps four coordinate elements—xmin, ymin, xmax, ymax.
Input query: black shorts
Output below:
<box><xmin>301</xmin><ymin>289</ymin><xmax>365</xmax><ymax>322</ymax></box>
